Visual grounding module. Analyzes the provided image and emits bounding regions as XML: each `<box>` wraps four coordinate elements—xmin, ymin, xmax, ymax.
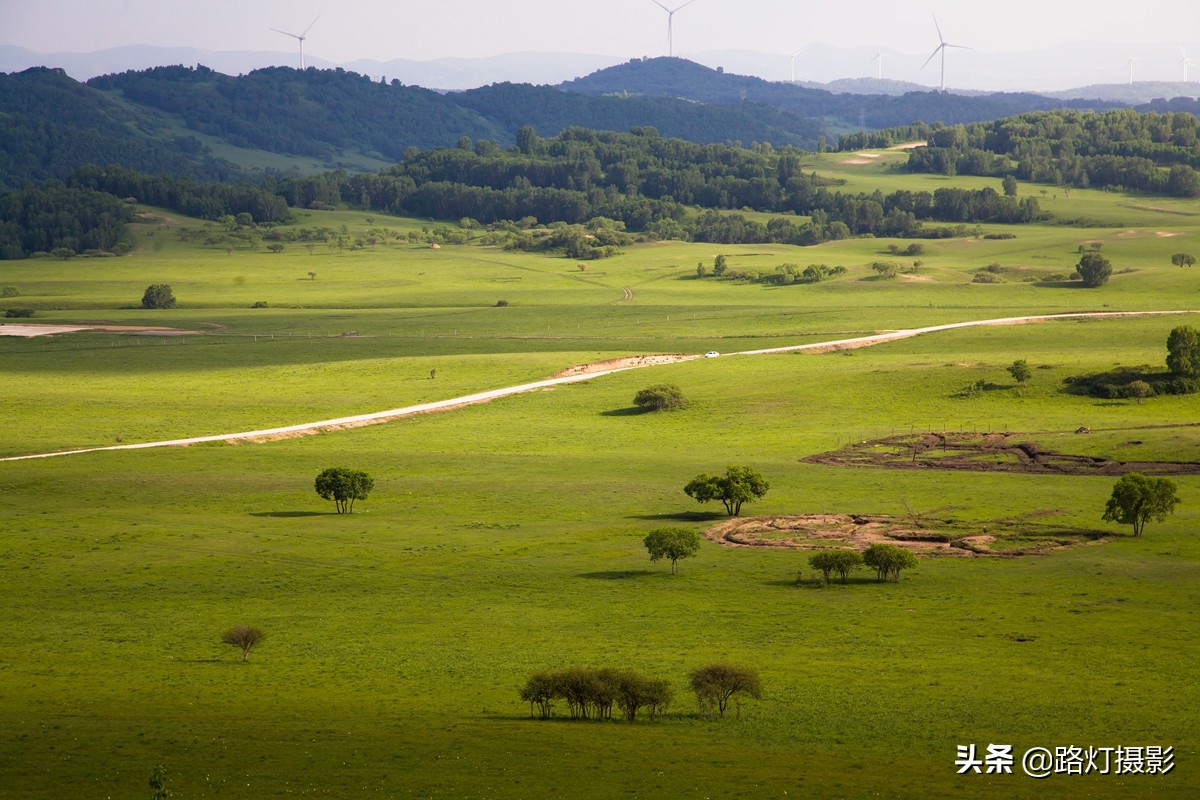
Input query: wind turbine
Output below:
<box><xmin>871</xmin><ymin>51</ymin><xmax>886</xmax><ymax>80</ymax></box>
<box><xmin>789</xmin><ymin>49</ymin><xmax>805</xmax><ymax>83</ymax></box>
<box><xmin>921</xmin><ymin>14</ymin><xmax>969</xmax><ymax>92</ymax></box>
<box><xmin>651</xmin><ymin>0</ymin><xmax>696</xmax><ymax>58</ymax></box>
<box><xmin>1127</xmin><ymin>56</ymin><xmax>1140</xmax><ymax>85</ymax></box>
<box><xmin>1181</xmin><ymin>48</ymin><xmax>1196</xmax><ymax>82</ymax></box>
<box><xmin>272</xmin><ymin>15</ymin><xmax>320</xmax><ymax>69</ymax></box>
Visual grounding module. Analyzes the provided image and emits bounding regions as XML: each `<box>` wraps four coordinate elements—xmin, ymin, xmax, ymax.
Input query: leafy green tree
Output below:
<box><xmin>689</xmin><ymin>664</ymin><xmax>762</xmax><ymax>718</ymax></box>
<box><xmin>141</xmin><ymin>284</ymin><xmax>176</xmax><ymax>309</ymax></box>
<box><xmin>713</xmin><ymin>254</ymin><xmax>728</xmax><ymax>276</ymax></box>
<box><xmin>633</xmin><ymin>384</ymin><xmax>687</xmax><ymax>412</ymax></box>
<box><xmin>1166</xmin><ymin>325</ymin><xmax>1200</xmax><ymax>378</ymax></box>
<box><xmin>862</xmin><ymin>543</ymin><xmax>919</xmax><ymax>582</ymax></box>
<box><xmin>519</xmin><ymin>672</ymin><xmax>559</xmax><ymax>719</ymax></box>
<box><xmin>1007</xmin><ymin>359</ymin><xmax>1032</xmax><ymax>384</ymax></box>
<box><xmin>808</xmin><ymin>550</ymin><xmax>863</xmax><ymax>584</ymax></box>
<box><xmin>314</xmin><ymin>467</ymin><xmax>374</xmax><ymax>514</ymax></box>
<box><xmin>1002</xmin><ymin>174</ymin><xmax>1018</xmax><ymax>196</ymax></box>
<box><xmin>1171</xmin><ymin>253</ymin><xmax>1196</xmax><ymax>268</ymax></box>
<box><xmin>684</xmin><ymin>466</ymin><xmax>769</xmax><ymax>516</ymax></box>
<box><xmin>1102</xmin><ymin>473</ymin><xmax>1180</xmax><ymax>537</ymax></box>
<box><xmin>871</xmin><ymin>260</ymin><xmax>899</xmax><ymax>278</ymax></box>
<box><xmin>643</xmin><ymin>527</ymin><xmax>701</xmax><ymax>574</ymax></box>
<box><xmin>1076</xmin><ymin>252</ymin><xmax>1112</xmax><ymax>287</ymax></box>
<box><xmin>149</xmin><ymin>765</ymin><xmax>172</xmax><ymax>800</ymax></box>
<box><xmin>221</xmin><ymin>624</ymin><xmax>265</xmax><ymax>661</ymax></box>
<box><xmin>1127</xmin><ymin>380</ymin><xmax>1153</xmax><ymax>403</ymax></box>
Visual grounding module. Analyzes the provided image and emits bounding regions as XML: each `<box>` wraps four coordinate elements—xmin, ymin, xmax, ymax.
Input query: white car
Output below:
<box><xmin>704</xmin><ymin>351</ymin><xmax>720</xmax><ymax>358</ymax></box>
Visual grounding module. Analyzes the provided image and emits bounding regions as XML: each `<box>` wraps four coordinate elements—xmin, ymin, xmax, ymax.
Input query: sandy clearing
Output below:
<box><xmin>0</xmin><ymin>323</ymin><xmax>201</xmax><ymax>338</ymax></box>
<box><xmin>888</xmin><ymin>142</ymin><xmax>927</xmax><ymax>150</ymax></box>
<box><xmin>838</xmin><ymin>158</ymin><xmax>873</xmax><ymax>165</ymax></box>
<box><xmin>855</xmin><ymin>152</ymin><xmax>882</xmax><ymax>159</ymax></box>
<box><xmin>1</xmin><ymin>310</ymin><xmax>1195</xmax><ymax>462</ymax></box>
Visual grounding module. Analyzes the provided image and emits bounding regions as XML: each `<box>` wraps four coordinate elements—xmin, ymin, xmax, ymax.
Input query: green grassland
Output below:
<box><xmin>1</xmin><ymin>167</ymin><xmax>1199</xmax><ymax>798</ymax></box>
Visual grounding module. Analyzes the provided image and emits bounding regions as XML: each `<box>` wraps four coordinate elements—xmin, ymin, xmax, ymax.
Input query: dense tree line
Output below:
<box><xmin>276</xmin><ymin>128</ymin><xmax>1043</xmax><ymax>243</ymax></box>
<box><xmin>0</xmin><ymin>183</ymin><xmax>133</xmax><ymax>259</ymax></box>
<box><xmin>896</xmin><ymin>110</ymin><xmax>1200</xmax><ymax>196</ymax></box>
<box><xmin>520</xmin><ymin>667</ymin><xmax>672</xmax><ymax>721</ymax></box>
<box><xmin>68</xmin><ymin>165</ymin><xmax>292</xmax><ymax>224</ymax></box>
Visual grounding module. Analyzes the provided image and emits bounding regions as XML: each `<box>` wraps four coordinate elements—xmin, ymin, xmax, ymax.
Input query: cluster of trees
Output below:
<box><xmin>808</xmin><ymin>544</ymin><xmax>919</xmax><ymax>584</ymax></box>
<box><xmin>900</xmin><ymin>110</ymin><xmax>1200</xmax><ymax>196</ymax></box>
<box><xmin>633</xmin><ymin>384</ymin><xmax>687</xmax><ymax>411</ymax></box>
<box><xmin>503</xmin><ymin>219</ymin><xmax>631</xmax><ymax>260</ymax></box>
<box><xmin>519</xmin><ymin>663</ymin><xmax>762</xmax><ymax>721</ymax></box>
<box><xmin>314</xmin><ymin>468</ymin><xmax>374</xmax><ymax>514</ymax></box>
<box><xmin>69</xmin><ymin>165</ymin><xmax>292</xmax><ymax>224</ymax></box>
<box><xmin>684</xmin><ymin>466</ymin><xmax>770</xmax><ymax>516</ymax></box>
<box><xmin>1064</xmin><ymin>326</ymin><xmax>1200</xmax><ymax>398</ymax></box>
<box><xmin>0</xmin><ymin>183</ymin><xmax>132</xmax><ymax>259</ymax></box>
<box><xmin>519</xmin><ymin>667</ymin><xmax>673</xmax><ymax>721</ymax></box>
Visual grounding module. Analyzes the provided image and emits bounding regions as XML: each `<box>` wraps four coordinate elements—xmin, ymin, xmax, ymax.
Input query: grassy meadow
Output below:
<box><xmin>1</xmin><ymin>160</ymin><xmax>1198</xmax><ymax>798</ymax></box>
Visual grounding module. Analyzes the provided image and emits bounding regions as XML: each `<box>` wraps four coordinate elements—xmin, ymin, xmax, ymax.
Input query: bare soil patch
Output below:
<box><xmin>553</xmin><ymin>353</ymin><xmax>697</xmax><ymax>377</ymax></box>
<box><xmin>705</xmin><ymin>513</ymin><xmax>1110</xmax><ymax>557</ymax></box>
<box><xmin>803</xmin><ymin>431</ymin><xmax>1200</xmax><ymax>476</ymax></box>
<box><xmin>0</xmin><ymin>323</ymin><xmax>202</xmax><ymax>338</ymax></box>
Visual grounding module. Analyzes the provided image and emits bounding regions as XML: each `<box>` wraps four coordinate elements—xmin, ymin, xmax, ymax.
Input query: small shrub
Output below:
<box><xmin>633</xmin><ymin>384</ymin><xmax>687</xmax><ymax>412</ymax></box>
<box><xmin>495</xmin><ymin>299</ymin><xmax>509</xmax><ymax>307</ymax></box>
<box><xmin>141</xmin><ymin>284</ymin><xmax>176</xmax><ymax>309</ymax></box>
<box><xmin>971</xmin><ymin>273</ymin><xmax>1001</xmax><ymax>284</ymax></box>
<box><xmin>251</xmin><ymin>300</ymin><xmax>269</xmax><ymax>308</ymax></box>
<box><xmin>0</xmin><ymin>286</ymin><xmax>18</xmax><ymax>297</ymax></box>
<box><xmin>4</xmin><ymin>308</ymin><xmax>34</xmax><ymax>318</ymax></box>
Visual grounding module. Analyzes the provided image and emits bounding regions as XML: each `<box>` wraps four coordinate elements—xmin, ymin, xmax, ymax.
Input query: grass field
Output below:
<box><xmin>1</xmin><ymin>165</ymin><xmax>1198</xmax><ymax>798</ymax></box>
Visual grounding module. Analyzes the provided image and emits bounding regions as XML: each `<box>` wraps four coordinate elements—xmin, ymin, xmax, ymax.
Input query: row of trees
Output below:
<box><xmin>808</xmin><ymin>543</ymin><xmax>920</xmax><ymax>583</ymax></box>
<box><xmin>519</xmin><ymin>664</ymin><xmax>761</xmax><ymax>721</ymax></box>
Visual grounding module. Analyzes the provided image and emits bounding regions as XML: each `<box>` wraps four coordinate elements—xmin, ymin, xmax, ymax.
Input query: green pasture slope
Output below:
<box><xmin>1</xmin><ymin>163</ymin><xmax>1199</xmax><ymax>799</ymax></box>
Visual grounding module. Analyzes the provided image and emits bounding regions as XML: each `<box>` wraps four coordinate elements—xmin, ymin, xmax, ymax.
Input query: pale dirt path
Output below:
<box><xmin>1</xmin><ymin>310</ymin><xmax>1194</xmax><ymax>462</ymax></box>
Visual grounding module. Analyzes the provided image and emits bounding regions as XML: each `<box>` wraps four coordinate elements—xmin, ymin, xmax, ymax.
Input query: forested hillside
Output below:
<box><xmin>560</xmin><ymin>58</ymin><xmax>1118</xmax><ymax>132</ymax></box>
<box><xmin>849</xmin><ymin>110</ymin><xmax>1200</xmax><ymax>197</ymax></box>
<box><xmin>0</xmin><ymin>67</ymin><xmax>240</xmax><ymax>189</ymax></box>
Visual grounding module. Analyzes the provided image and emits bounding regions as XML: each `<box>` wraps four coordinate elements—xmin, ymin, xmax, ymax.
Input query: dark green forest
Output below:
<box><xmin>867</xmin><ymin>109</ymin><xmax>1200</xmax><ymax>196</ymax></box>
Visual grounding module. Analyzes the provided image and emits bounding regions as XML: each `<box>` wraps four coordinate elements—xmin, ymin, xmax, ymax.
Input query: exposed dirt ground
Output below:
<box><xmin>705</xmin><ymin>513</ymin><xmax>1112</xmax><ymax>557</ymax></box>
<box><xmin>552</xmin><ymin>353</ymin><xmax>697</xmax><ymax>377</ymax></box>
<box><xmin>0</xmin><ymin>323</ymin><xmax>201</xmax><ymax>338</ymax></box>
<box><xmin>803</xmin><ymin>431</ymin><xmax>1200</xmax><ymax>476</ymax></box>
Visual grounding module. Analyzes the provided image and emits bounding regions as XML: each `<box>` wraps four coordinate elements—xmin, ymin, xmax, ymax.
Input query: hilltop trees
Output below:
<box><xmin>684</xmin><ymin>466</ymin><xmax>769</xmax><ymax>516</ymax></box>
<box><xmin>643</xmin><ymin>527</ymin><xmax>701</xmax><ymax>574</ymax></box>
<box><xmin>1102</xmin><ymin>473</ymin><xmax>1180</xmax><ymax>537</ymax></box>
<box><xmin>314</xmin><ymin>467</ymin><xmax>374</xmax><ymax>514</ymax></box>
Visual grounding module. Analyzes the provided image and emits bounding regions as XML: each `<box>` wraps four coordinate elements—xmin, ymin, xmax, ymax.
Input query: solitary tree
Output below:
<box><xmin>643</xmin><ymin>527</ymin><xmax>701</xmax><ymax>574</ymax></box>
<box><xmin>141</xmin><ymin>284</ymin><xmax>176</xmax><ymax>309</ymax></box>
<box><xmin>1002</xmin><ymin>174</ymin><xmax>1018</xmax><ymax>196</ymax></box>
<box><xmin>314</xmin><ymin>467</ymin><xmax>374</xmax><ymax>514</ymax></box>
<box><xmin>1102</xmin><ymin>473</ymin><xmax>1180</xmax><ymax>537</ymax></box>
<box><xmin>862</xmin><ymin>543</ymin><xmax>919</xmax><ymax>582</ymax></box>
<box><xmin>221</xmin><ymin>624</ymin><xmax>265</xmax><ymax>661</ymax></box>
<box><xmin>1007</xmin><ymin>359</ymin><xmax>1032</xmax><ymax>384</ymax></box>
<box><xmin>713</xmin><ymin>254</ymin><xmax>728</xmax><ymax>276</ymax></box>
<box><xmin>1170</xmin><ymin>252</ymin><xmax>1195</xmax><ymax>268</ymax></box>
<box><xmin>1166</xmin><ymin>325</ymin><xmax>1200</xmax><ymax>378</ymax></box>
<box><xmin>1127</xmin><ymin>380</ymin><xmax>1153</xmax><ymax>404</ymax></box>
<box><xmin>809</xmin><ymin>550</ymin><xmax>864</xmax><ymax>584</ymax></box>
<box><xmin>689</xmin><ymin>664</ymin><xmax>762</xmax><ymax>718</ymax></box>
<box><xmin>1076</xmin><ymin>252</ymin><xmax>1112</xmax><ymax>287</ymax></box>
<box><xmin>633</xmin><ymin>384</ymin><xmax>687</xmax><ymax>412</ymax></box>
<box><xmin>684</xmin><ymin>466</ymin><xmax>769</xmax><ymax>516</ymax></box>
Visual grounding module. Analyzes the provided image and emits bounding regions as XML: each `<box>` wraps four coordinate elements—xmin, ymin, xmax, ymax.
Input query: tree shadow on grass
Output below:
<box><xmin>576</xmin><ymin>570</ymin><xmax>672</xmax><ymax>580</ymax></box>
<box><xmin>627</xmin><ymin>511</ymin><xmax>726</xmax><ymax>522</ymax></box>
<box><xmin>600</xmin><ymin>407</ymin><xmax>648</xmax><ymax>417</ymax></box>
<box><xmin>251</xmin><ymin>511</ymin><xmax>333</xmax><ymax>518</ymax></box>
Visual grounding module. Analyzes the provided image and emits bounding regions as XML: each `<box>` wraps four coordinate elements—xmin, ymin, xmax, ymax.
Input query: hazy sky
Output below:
<box><xmin>3</xmin><ymin>0</ymin><xmax>1198</xmax><ymax>62</ymax></box>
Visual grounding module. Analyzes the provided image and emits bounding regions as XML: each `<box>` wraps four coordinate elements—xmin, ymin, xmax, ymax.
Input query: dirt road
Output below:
<box><xmin>1</xmin><ymin>310</ymin><xmax>1193</xmax><ymax>462</ymax></box>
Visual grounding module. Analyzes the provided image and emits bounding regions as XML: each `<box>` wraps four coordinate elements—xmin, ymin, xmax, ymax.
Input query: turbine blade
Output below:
<box><xmin>931</xmin><ymin>13</ymin><xmax>944</xmax><ymax>44</ymax></box>
<box><xmin>675</xmin><ymin>0</ymin><xmax>698</xmax><ymax>10</ymax></box>
<box><xmin>271</xmin><ymin>28</ymin><xmax>301</xmax><ymax>40</ymax></box>
<box><xmin>301</xmin><ymin>15</ymin><xmax>321</xmax><ymax>37</ymax></box>
<box><xmin>921</xmin><ymin>45</ymin><xmax>943</xmax><ymax>70</ymax></box>
<box><xmin>651</xmin><ymin>0</ymin><xmax>670</xmax><ymax>11</ymax></box>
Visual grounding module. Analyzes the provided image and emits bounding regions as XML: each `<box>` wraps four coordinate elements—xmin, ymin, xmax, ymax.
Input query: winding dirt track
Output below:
<box><xmin>1</xmin><ymin>310</ymin><xmax>1193</xmax><ymax>462</ymax></box>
